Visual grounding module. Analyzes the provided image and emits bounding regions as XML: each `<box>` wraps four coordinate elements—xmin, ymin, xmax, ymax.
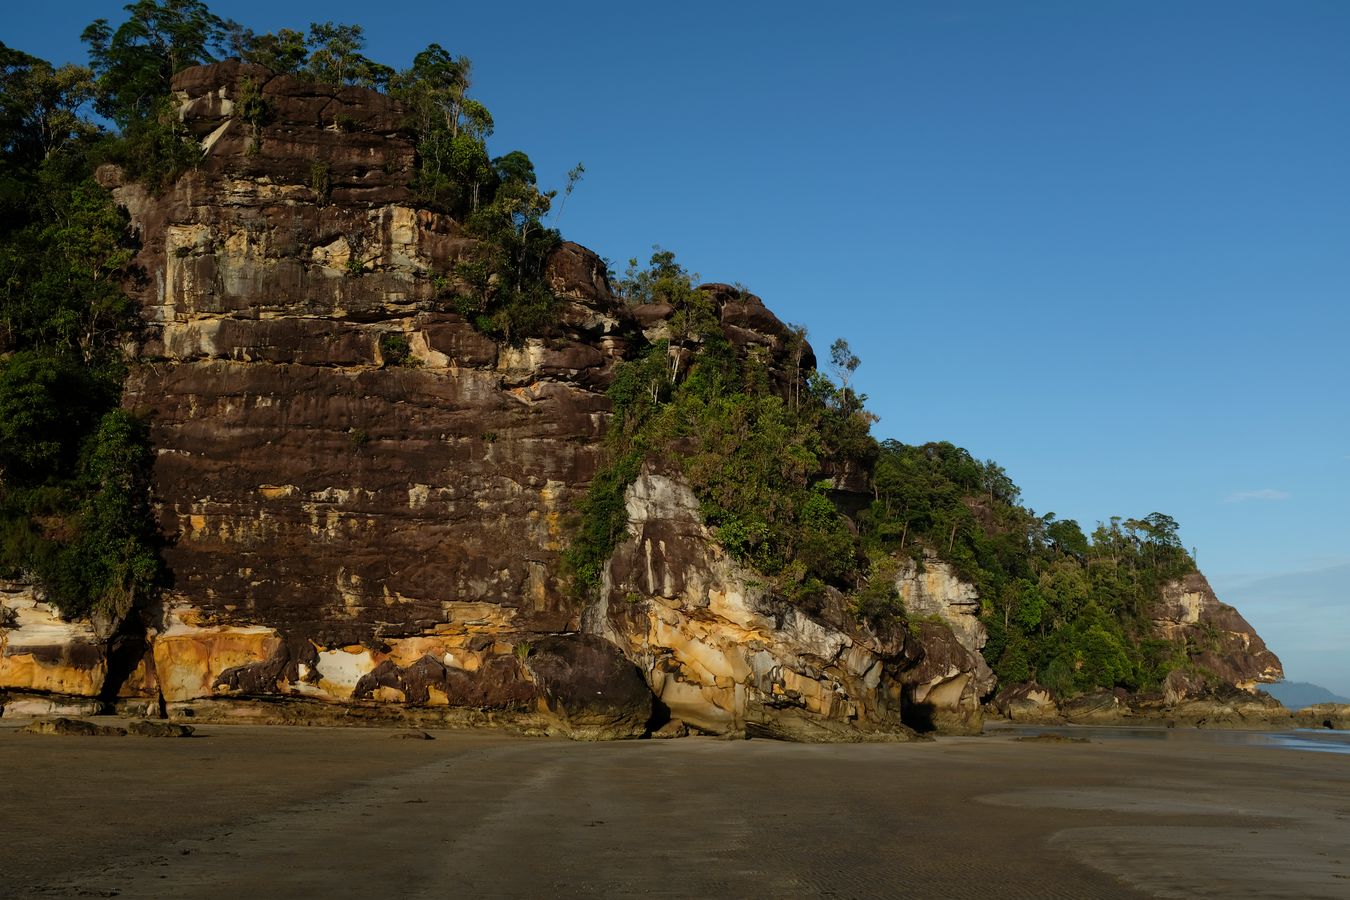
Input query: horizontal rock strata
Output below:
<box><xmin>0</xmin><ymin>60</ymin><xmax>1289</xmax><ymax>739</ymax></box>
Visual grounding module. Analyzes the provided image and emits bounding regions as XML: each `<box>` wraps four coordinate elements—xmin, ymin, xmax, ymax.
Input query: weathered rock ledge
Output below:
<box><xmin>586</xmin><ymin>471</ymin><xmax>929</xmax><ymax>741</ymax></box>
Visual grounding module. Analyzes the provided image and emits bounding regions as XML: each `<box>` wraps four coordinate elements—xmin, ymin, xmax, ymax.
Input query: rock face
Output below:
<box><xmin>1152</xmin><ymin>572</ymin><xmax>1284</xmax><ymax>692</ymax></box>
<box><xmin>1160</xmin><ymin>687</ymin><xmax>1293</xmax><ymax>730</ymax></box>
<box><xmin>892</xmin><ymin>558</ymin><xmax>996</xmax><ymax>733</ymax></box>
<box><xmin>87</xmin><ymin>60</ymin><xmax>645</xmax><ymax>736</ymax></box>
<box><xmin>1</xmin><ymin>60</ymin><xmax>849</xmax><ymax>737</ymax></box>
<box><xmin>1</xmin><ymin>61</ymin><xmax>1287</xmax><ymax>738</ymax></box>
<box><xmin>0</xmin><ymin>582</ymin><xmax>107</xmax><ymax>704</ymax></box>
<box><xmin>993</xmin><ymin>683</ymin><xmax>1061</xmax><ymax>723</ymax></box>
<box><xmin>1294</xmin><ymin>703</ymin><xmax>1350</xmax><ymax>730</ymax></box>
<box><xmin>109</xmin><ymin>62</ymin><xmax>620</xmax><ymax>659</ymax></box>
<box><xmin>1060</xmin><ymin>689</ymin><xmax>1132</xmax><ymax>725</ymax></box>
<box><xmin>587</xmin><ymin>472</ymin><xmax>920</xmax><ymax>741</ymax></box>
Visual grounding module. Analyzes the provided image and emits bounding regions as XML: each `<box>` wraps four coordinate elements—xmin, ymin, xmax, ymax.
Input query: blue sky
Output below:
<box><xmin>8</xmin><ymin>1</ymin><xmax>1348</xmax><ymax>693</ymax></box>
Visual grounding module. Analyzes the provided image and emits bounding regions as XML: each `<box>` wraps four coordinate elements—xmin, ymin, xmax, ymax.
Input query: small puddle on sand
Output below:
<box><xmin>993</xmin><ymin>724</ymin><xmax>1350</xmax><ymax>756</ymax></box>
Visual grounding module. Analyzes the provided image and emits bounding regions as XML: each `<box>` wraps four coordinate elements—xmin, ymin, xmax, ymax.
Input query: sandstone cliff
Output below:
<box><xmin>0</xmin><ymin>61</ymin><xmax>921</xmax><ymax>739</ymax></box>
<box><xmin>0</xmin><ymin>582</ymin><xmax>107</xmax><ymax>717</ymax></box>
<box><xmin>1153</xmin><ymin>572</ymin><xmax>1284</xmax><ymax>693</ymax></box>
<box><xmin>587</xmin><ymin>471</ymin><xmax>919</xmax><ymax>740</ymax></box>
<box><xmin>892</xmin><ymin>557</ymin><xmax>997</xmax><ymax>733</ymax></box>
<box><xmin>989</xmin><ymin>573</ymin><xmax>1285</xmax><ymax>727</ymax></box>
<box><xmin>0</xmin><ymin>60</ymin><xmax>1286</xmax><ymax>737</ymax></box>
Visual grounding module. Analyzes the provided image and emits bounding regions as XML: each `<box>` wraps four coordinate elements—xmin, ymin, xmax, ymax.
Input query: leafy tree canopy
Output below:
<box><xmin>82</xmin><ymin>0</ymin><xmax>226</xmax><ymax>128</ymax></box>
<box><xmin>0</xmin><ymin>30</ymin><xmax>160</xmax><ymax>619</ymax></box>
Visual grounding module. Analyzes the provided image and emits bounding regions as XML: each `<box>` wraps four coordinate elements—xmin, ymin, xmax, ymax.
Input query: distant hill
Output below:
<box><xmin>1263</xmin><ymin>681</ymin><xmax>1350</xmax><ymax>710</ymax></box>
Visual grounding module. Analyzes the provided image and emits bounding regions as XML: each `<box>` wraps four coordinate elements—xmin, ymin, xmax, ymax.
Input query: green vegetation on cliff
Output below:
<box><xmin>84</xmin><ymin>2</ymin><xmax>568</xmax><ymax>343</ymax></box>
<box><xmin>448</xmin><ymin>150</ymin><xmax>563</xmax><ymax>344</ymax></box>
<box><xmin>0</xmin><ymin>42</ymin><xmax>161</xmax><ymax>620</ymax></box>
<box><xmin>569</xmin><ymin>250</ymin><xmax>1199</xmax><ymax>697</ymax></box>
<box><xmin>858</xmin><ymin>440</ymin><xmax>1195</xmax><ymax>694</ymax></box>
<box><xmin>0</xmin><ymin>1</ymin><xmax>573</xmax><ymax>616</ymax></box>
<box><xmin>565</xmin><ymin>251</ymin><xmax>869</xmax><ymax>604</ymax></box>
<box><xmin>4</xmin><ymin>2</ymin><xmax>1208</xmax><ymax>700</ymax></box>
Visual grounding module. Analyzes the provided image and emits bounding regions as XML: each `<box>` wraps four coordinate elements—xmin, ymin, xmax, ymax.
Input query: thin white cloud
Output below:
<box><xmin>1225</xmin><ymin>488</ymin><xmax>1291</xmax><ymax>503</ymax></box>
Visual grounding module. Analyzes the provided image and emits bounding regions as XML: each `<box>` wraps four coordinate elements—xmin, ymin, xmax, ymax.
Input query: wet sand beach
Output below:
<box><xmin>1</xmin><ymin>722</ymin><xmax>1347</xmax><ymax>898</ymax></box>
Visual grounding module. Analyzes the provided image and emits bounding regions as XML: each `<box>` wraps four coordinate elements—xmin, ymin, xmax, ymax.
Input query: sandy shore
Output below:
<box><xmin>1</xmin><ymin>721</ymin><xmax>1346</xmax><ymax>898</ymax></box>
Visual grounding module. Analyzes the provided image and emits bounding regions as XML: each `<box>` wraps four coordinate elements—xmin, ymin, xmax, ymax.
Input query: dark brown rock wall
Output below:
<box><xmin>6</xmin><ymin>61</ymin><xmax>1286</xmax><ymax>741</ymax></box>
<box><xmin>69</xmin><ymin>62</ymin><xmax>821</xmax><ymax>737</ymax></box>
<box><xmin>1153</xmin><ymin>572</ymin><xmax>1284</xmax><ymax>692</ymax></box>
<box><xmin>86</xmin><ymin>63</ymin><xmax>647</xmax><ymax>736</ymax></box>
<box><xmin>126</xmin><ymin>359</ymin><xmax>605</xmax><ymax>641</ymax></box>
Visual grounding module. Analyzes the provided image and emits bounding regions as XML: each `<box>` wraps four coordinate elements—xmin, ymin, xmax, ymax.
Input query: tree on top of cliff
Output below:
<box><xmin>448</xmin><ymin>149</ymin><xmax>561</xmax><ymax>343</ymax></box>
<box><xmin>82</xmin><ymin>0</ymin><xmax>226</xmax><ymax>128</ymax></box>
<box><xmin>80</xmin><ymin>1</ymin><xmax>228</xmax><ymax>189</ymax></box>
<box><xmin>829</xmin><ymin>338</ymin><xmax>860</xmax><ymax>390</ymax></box>
<box><xmin>393</xmin><ymin>44</ymin><xmax>472</xmax><ymax>134</ymax></box>
<box><xmin>231</xmin><ymin>27</ymin><xmax>306</xmax><ymax>73</ymax></box>
<box><xmin>855</xmin><ymin>437</ymin><xmax>1200</xmax><ymax>695</ymax></box>
<box><xmin>615</xmin><ymin>249</ymin><xmax>717</xmax><ymax>382</ymax></box>
<box><xmin>569</xmin><ymin>249</ymin><xmax>864</xmax><ymax>601</ymax></box>
<box><xmin>389</xmin><ymin>44</ymin><xmax>495</xmax><ymax>214</ymax></box>
<box><xmin>301</xmin><ymin>23</ymin><xmax>393</xmax><ymax>90</ymax></box>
